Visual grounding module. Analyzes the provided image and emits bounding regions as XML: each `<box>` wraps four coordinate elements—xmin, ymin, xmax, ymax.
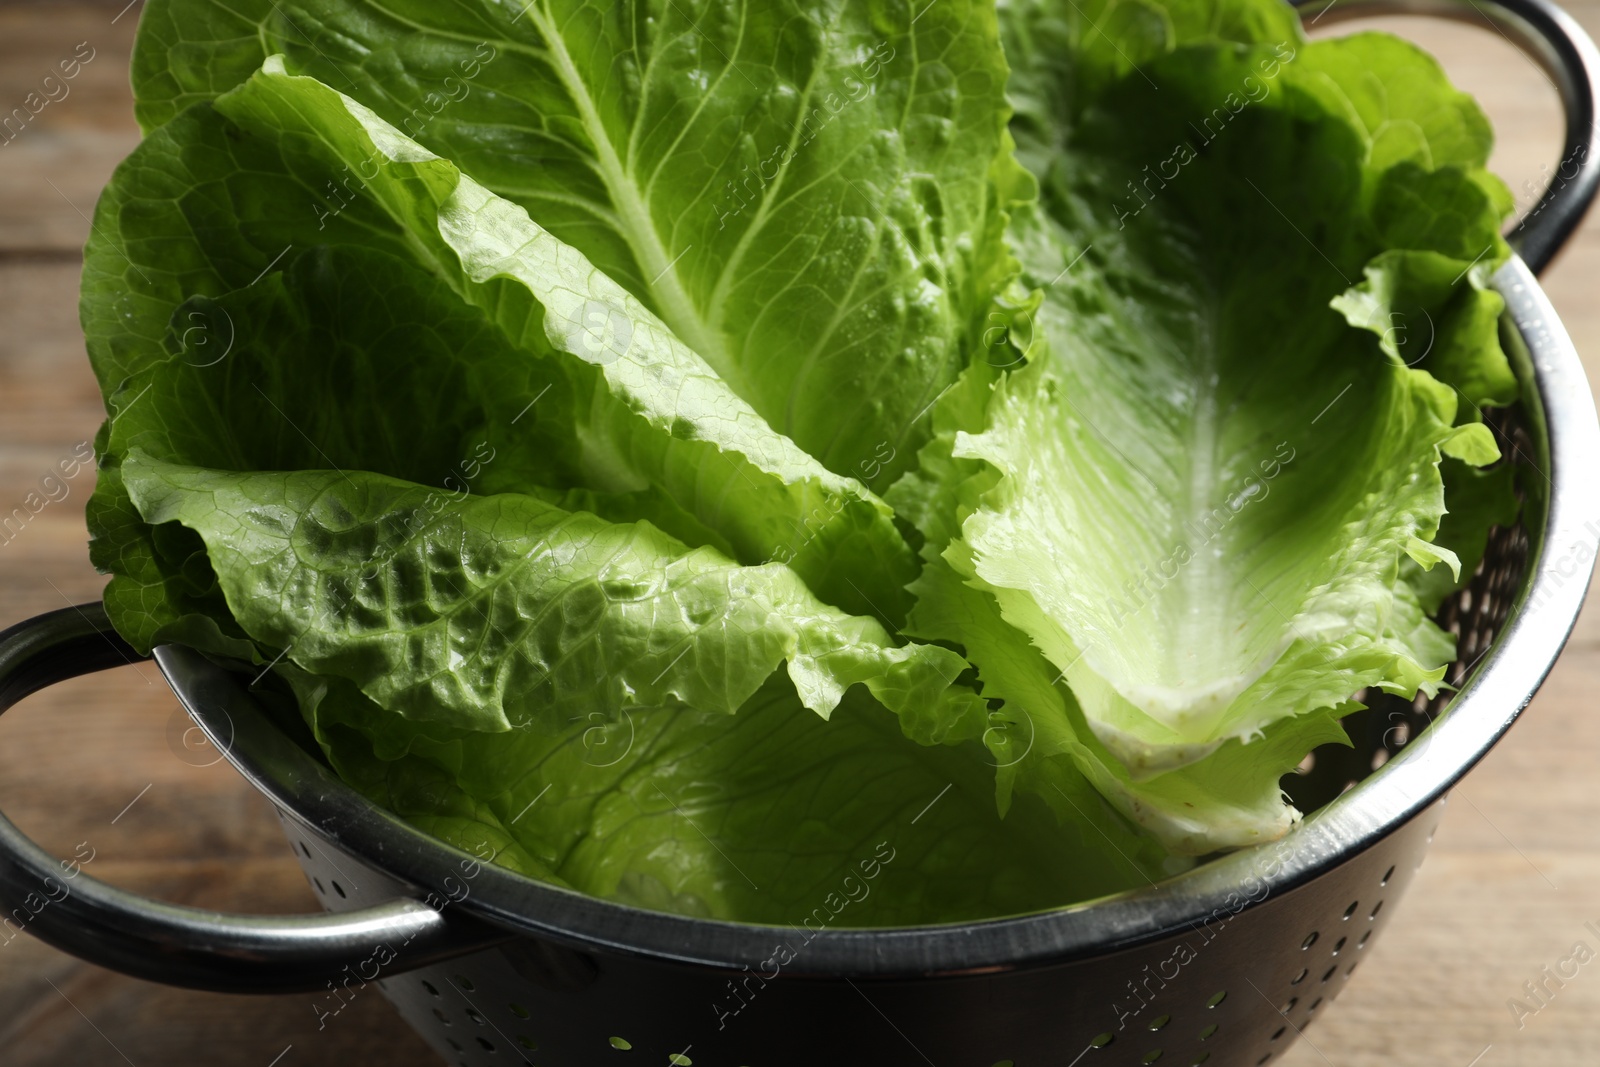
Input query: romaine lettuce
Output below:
<box><xmin>79</xmin><ymin>0</ymin><xmax>1521</xmax><ymax>919</ymax></box>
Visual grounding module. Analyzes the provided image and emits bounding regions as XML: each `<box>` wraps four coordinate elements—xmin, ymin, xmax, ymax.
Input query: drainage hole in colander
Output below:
<box><xmin>433</xmin><ymin>1008</ymin><xmax>451</xmax><ymax>1026</ymax></box>
<box><xmin>509</xmin><ymin>1003</ymin><xmax>530</xmax><ymax>1020</ymax></box>
<box><xmin>1277</xmin><ymin>998</ymin><xmax>1296</xmax><ymax>1016</ymax></box>
<box><xmin>466</xmin><ymin>1009</ymin><xmax>485</xmax><ymax>1025</ymax></box>
<box><xmin>1149</xmin><ymin>1014</ymin><xmax>1170</xmax><ymax>1031</ymax></box>
<box><xmin>1140</xmin><ymin>1050</ymin><xmax>1162</xmax><ymax>1064</ymax></box>
<box><xmin>1206</xmin><ymin>990</ymin><xmax>1227</xmax><ymax>1008</ymax></box>
<box><xmin>1370</xmin><ymin>900</ymin><xmax>1384</xmax><ymax>920</ymax></box>
<box><xmin>609</xmin><ymin>1037</ymin><xmax>632</xmax><ymax>1050</ymax></box>
<box><xmin>1359</xmin><ymin>931</ymin><xmax>1372</xmax><ymax>948</ymax></box>
<box><xmin>1322</xmin><ymin>965</ymin><xmax>1337</xmax><ymax>983</ymax></box>
<box><xmin>1271</xmin><ymin>1027</ymin><xmax>1286</xmax><ymax>1042</ymax></box>
<box><xmin>1380</xmin><ymin>865</ymin><xmax>1395</xmax><ymax>886</ymax></box>
<box><xmin>1342</xmin><ymin>901</ymin><xmax>1358</xmax><ymax>921</ymax></box>
<box><xmin>476</xmin><ymin>1037</ymin><xmax>495</xmax><ymax>1053</ymax></box>
<box><xmin>453</xmin><ymin>975</ymin><xmax>477</xmax><ymax>992</ymax></box>
<box><xmin>1347</xmin><ymin>961</ymin><xmax>1359</xmax><ymax>977</ymax></box>
<box><xmin>1427</xmin><ymin>824</ymin><xmax>1438</xmax><ymax>843</ymax></box>
<box><xmin>1090</xmin><ymin>1031</ymin><xmax>1115</xmax><ymax>1048</ymax></box>
<box><xmin>297</xmin><ymin>840</ymin><xmax>311</xmax><ymax>859</ymax></box>
<box><xmin>1300</xmin><ymin>932</ymin><xmax>1318</xmax><ymax>951</ymax></box>
<box><xmin>446</xmin><ymin>1039</ymin><xmax>463</xmax><ymax>1053</ymax></box>
<box><xmin>1256</xmin><ymin>1055</ymin><xmax>1273</xmax><ymax>1066</ymax></box>
<box><xmin>1198</xmin><ymin>1024</ymin><xmax>1218</xmax><ymax>1040</ymax></box>
<box><xmin>422</xmin><ymin>980</ymin><xmax>440</xmax><ymax>997</ymax></box>
<box><xmin>1308</xmin><ymin>997</ymin><xmax>1323</xmax><ymax>1013</ymax></box>
<box><xmin>1333</xmin><ymin>937</ymin><xmax>1348</xmax><ymax>956</ymax></box>
<box><xmin>331</xmin><ymin>881</ymin><xmax>346</xmax><ymax>899</ymax></box>
<box><xmin>518</xmin><ymin>1036</ymin><xmax>538</xmax><ymax>1052</ymax></box>
<box><xmin>1371</xmin><ymin>750</ymin><xmax>1389</xmax><ymax>771</ymax></box>
<box><xmin>312</xmin><ymin>877</ymin><xmax>326</xmax><ymax>895</ymax></box>
<box><xmin>1289</xmin><ymin>968</ymin><xmax>1307</xmax><ymax>985</ymax></box>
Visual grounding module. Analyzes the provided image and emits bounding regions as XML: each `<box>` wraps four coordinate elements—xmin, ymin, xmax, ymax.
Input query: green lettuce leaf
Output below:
<box><xmin>131</xmin><ymin>0</ymin><xmax>1025</xmax><ymax>486</ymax></box>
<box><xmin>296</xmin><ymin>667</ymin><xmax>1163</xmax><ymax>923</ymax></box>
<box><xmin>881</xmin><ymin>6</ymin><xmax>1514</xmax><ymax>849</ymax></box>
<box><xmin>1333</xmin><ymin>250</ymin><xmax>1519</xmax><ymax>410</ymax></box>
<box><xmin>84</xmin><ymin>62</ymin><xmax>922</xmax><ymax>626</ymax></box>
<box><xmin>906</xmin><ymin>521</ymin><xmax>1353</xmax><ymax>852</ymax></box>
<box><xmin>121</xmin><ymin>450</ymin><xmax>985</xmax><ymax>740</ymax></box>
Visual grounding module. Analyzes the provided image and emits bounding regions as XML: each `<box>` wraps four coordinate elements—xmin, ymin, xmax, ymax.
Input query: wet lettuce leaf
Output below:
<box><xmin>130</xmin><ymin>0</ymin><xmax>1025</xmax><ymax>485</ymax></box>
<box><xmin>891</xmin><ymin>0</ymin><xmax>1517</xmax><ymax>853</ymax></box>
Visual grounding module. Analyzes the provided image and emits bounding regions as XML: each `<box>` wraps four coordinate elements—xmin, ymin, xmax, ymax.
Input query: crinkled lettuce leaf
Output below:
<box><xmin>119</xmin><ymin>452</ymin><xmax>985</xmax><ymax>740</ymax></box>
<box><xmin>131</xmin><ymin>0</ymin><xmax>1025</xmax><ymax>487</ymax></box>
<box><xmin>883</xmin><ymin>1</ymin><xmax>1518</xmax><ymax>852</ymax></box>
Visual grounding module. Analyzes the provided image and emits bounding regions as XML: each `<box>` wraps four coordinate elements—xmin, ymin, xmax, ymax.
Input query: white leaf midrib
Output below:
<box><xmin>524</xmin><ymin>3</ymin><xmax>743</xmax><ymax>394</ymax></box>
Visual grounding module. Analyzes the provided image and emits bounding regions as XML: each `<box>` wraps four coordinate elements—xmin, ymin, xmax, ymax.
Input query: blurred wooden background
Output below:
<box><xmin>0</xmin><ymin>2</ymin><xmax>1595</xmax><ymax>1065</ymax></box>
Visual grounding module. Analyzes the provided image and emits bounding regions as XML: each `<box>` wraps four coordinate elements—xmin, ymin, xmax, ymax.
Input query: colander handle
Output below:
<box><xmin>1292</xmin><ymin>0</ymin><xmax>1600</xmax><ymax>274</ymax></box>
<box><xmin>0</xmin><ymin>605</ymin><xmax>507</xmax><ymax>994</ymax></box>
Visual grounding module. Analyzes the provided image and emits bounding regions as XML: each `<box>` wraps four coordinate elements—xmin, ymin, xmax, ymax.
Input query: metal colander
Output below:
<box><xmin>1</xmin><ymin>0</ymin><xmax>1597</xmax><ymax>1064</ymax></box>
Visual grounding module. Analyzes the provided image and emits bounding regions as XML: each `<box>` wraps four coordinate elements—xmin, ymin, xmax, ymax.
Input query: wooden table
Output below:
<box><xmin>0</xmin><ymin>2</ymin><xmax>1595</xmax><ymax>1065</ymax></box>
